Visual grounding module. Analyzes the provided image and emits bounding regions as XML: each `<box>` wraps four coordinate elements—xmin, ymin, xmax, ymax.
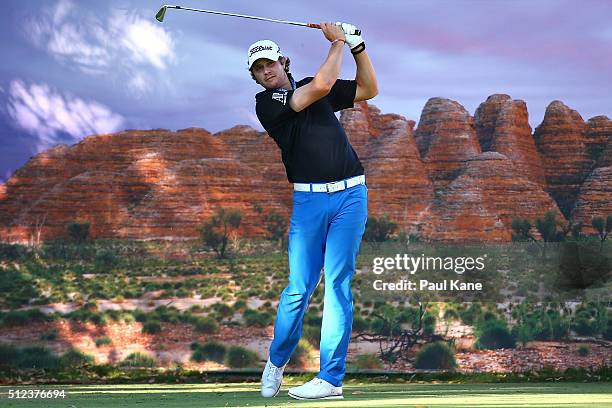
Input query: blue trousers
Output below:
<box><xmin>269</xmin><ymin>181</ymin><xmax>368</xmax><ymax>387</ymax></box>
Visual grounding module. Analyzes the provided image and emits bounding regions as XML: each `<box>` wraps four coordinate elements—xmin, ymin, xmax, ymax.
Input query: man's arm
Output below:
<box><xmin>354</xmin><ymin>49</ymin><xmax>378</xmax><ymax>101</ymax></box>
<box><xmin>289</xmin><ymin>22</ymin><xmax>346</xmax><ymax>113</ymax></box>
<box><xmin>340</xmin><ymin>22</ymin><xmax>378</xmax><ymax>101</ymax></box>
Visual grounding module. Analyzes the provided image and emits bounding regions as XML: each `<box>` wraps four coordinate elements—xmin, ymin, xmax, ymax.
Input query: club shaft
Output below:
<box><xmin>169</xmin><ymin>5</ymin><xmax>312</xmax><ymax>28</ymax></box>
<box><xmin>161</xmin><ymin>5</ymin><xmax>360</xmax><ymax>35</ymax></box>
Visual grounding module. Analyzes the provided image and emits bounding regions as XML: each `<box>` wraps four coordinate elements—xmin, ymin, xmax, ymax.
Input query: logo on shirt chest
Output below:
<box><xmin>272</xmin><ymin>91</ymin><xmax>287</xmax><ymax>105</ymax></box>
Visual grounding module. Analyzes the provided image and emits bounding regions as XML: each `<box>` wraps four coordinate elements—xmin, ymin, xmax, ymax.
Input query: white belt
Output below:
<box><xmin>294</xmin><ymin>175</ymin><xmax>366</xmax><ymax>193</ymax></box>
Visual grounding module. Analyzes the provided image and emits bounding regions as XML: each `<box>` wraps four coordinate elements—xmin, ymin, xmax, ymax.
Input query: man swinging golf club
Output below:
<box><xmin>249</xmin><ymin>21</ymin><xmax>377</xmax><ymax>400</ymax></box>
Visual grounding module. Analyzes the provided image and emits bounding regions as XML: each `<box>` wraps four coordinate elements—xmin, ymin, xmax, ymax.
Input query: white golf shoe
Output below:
<box><xmin>260</xmin><ymin>358</ymin><xmax>285</xmax><ymax>397</ymax></box>
<box><xmin>288</xmin><ymin>377</ymin><xmax>343</xmax><ymax>400</ymax></box>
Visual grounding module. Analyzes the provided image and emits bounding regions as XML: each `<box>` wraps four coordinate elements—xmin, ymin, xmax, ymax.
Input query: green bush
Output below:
<box><xmin>142</xmin><ymin>320</ymin><xmax>162</xmax><ymax>334</ymax></box>
<box><xmin>414</xmin><ymin>342</ymin><xmax>457</xmax><ymax>370</ymax></box>
<box><xmin>302</xmin><ymin>324</ymin><xmax>321</xmax><ymax>349</ymax></box>
<box><xmin>364</xmin><ymin>214</ymin><xmax>397</xmax><ymax>242</ymax></box>
<box><xmin>120</xmin><ymin>352</ymin><xmax>157</xmax><ymax>368</ymax></box>
<box><xmin>571</xmin><ymin>303</ymin><xmax>608</xmax><ymax>337</ymax></box>
<box><xmin>193</xmin><ymin>317</ymin><xmax>219</xmax><ymax>334</ymax></box>
<box><xmin>224</xmin><ymin>346</ymin><xmax>259</xmax><ymax>368</ymax></box>
<box><xmin>60</xmin><ymin>348</ymin><xmax>94</xmax><ymax>369</ymax></box>
<box><xmin>94</xmin><ymin>248</ymin><xmax>119</xmax><ymax>269</ymax></box>
<box><xmin>0</xmin><ymin>243</ymin><xmax>27</xmax><ymax>260</ymax></box>
<box><xmin>476</xmin><ymin>319</ymin><xmax>516</xmax><ymax>349</ymax></box>
<box><xmin>352</xmin><ymin>316</ymin><xmax>370</xmax><ymax>332</ymax></box>
<box><xmin>17</xmin><ymin>346</ymin><xmax>61</xmax><ymax>370</ymax></box>
<box><xmin>40</xmin><ymin>329</ymin><xmax>59</xmax><ymax>341</ymax></box>
<box><xmin>577</xmin><ymin>345</ymin><xmax>590</xmax><ymax>356</ymax></box>
<box><xmin>243</xmin><ymin>309</ymin><xmax>273</xmax><ymax>327</ymax></box>
<box><xmin>95</xmin><ymin>336</ymin><xmax>112</xmax><ymax>347</ymax></box>
<box><xmin>350</xmin><ymin>353</ymin><xmax>383</xmax><ymax>370</ymax></box>
<box><xmin>1</xmin><ymin>309</ymin><xmax>50</xmax><ymax>327</ymax></box>
<box><xmin>67</xmin><ymin>221</ymin><xmax>90</xmax><ymax>243</ymax></box>
<box><xmin>191</xmin><ymin>341</ymin><xmax>227</xmax><ymax>364</ymax></box>
<box><xmin>459</xmin><ymin>303</ymin><xmax>482</xmax><ymax>326</ymax></box>
<box><xmin>289</xmin><ymin>339</ymin><xmax>314</xmax><ymax>367</ymax></box>
<box><xmin>422</xmin><ymin>313</ymin><xmax>437</xmax><ymax>336</ymax></box>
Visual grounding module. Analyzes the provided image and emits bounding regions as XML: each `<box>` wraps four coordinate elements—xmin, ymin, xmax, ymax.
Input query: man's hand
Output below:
<box><xmin>320</xmin><ymin>21</ymin><xmax>346</xmax><ymax>44</ymax></box>
<box><xmin>337</xmin><ymin>22</ymin><xmax>364</xmax><ymax>50</ymax></box>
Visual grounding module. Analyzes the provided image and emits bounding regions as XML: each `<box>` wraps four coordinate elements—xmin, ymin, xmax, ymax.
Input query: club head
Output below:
<box><xmin>155</xmin><ymin>6</ymin><xmax>167</xmax><ymax>22</ymax></box>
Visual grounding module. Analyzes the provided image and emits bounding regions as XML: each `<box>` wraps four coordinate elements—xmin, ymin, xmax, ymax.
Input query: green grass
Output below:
<box><xmin>0</xmin><ymin>382</ymin><xmax>611</xmax><ymax>407</ymax></box>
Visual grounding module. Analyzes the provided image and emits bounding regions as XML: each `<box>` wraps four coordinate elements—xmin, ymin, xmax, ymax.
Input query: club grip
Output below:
<box><xmin>308</xmin><ymin>23</ymin><xmax>361</xmax><ymax>36</ymax></box>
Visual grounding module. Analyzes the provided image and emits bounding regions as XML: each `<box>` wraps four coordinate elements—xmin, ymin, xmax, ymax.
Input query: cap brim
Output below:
<box><xmin>248</xmin><ymin>51</ymin><xmax>282</xmax><ymax>69</ymax></box>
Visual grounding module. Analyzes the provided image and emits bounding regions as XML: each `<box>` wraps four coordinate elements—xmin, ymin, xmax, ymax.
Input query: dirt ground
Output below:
<box><xmin>1</xmin><ymin>319</ymin><xmax>609</xmax><ymax>373</ymax></box>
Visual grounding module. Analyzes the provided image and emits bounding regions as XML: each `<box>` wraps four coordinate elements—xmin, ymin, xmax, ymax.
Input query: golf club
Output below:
<box><xmin>155</xmin><ymin>5</ymin><xmax>361</xmax><ymax>35</ymax></box>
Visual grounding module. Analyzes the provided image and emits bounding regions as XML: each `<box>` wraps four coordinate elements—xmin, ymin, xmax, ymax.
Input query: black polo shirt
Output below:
<box><xmin>255</xmin><ymin>76</ymin><xmax>364</xmax><ymax>183</ymax></box>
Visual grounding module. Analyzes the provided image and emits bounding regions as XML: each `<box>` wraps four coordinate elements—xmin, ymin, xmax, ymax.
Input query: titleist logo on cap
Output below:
<box><xmin>249</xmin><ymin>45</ymin><xmax>273</xmax><ymax>57</ymax></box>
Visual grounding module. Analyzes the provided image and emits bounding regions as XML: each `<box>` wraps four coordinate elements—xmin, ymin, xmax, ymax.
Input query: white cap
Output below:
<box><xmin>247</xmin><ymin>39</ymin><xmax>283</xmax><ymax>70</ymax></box>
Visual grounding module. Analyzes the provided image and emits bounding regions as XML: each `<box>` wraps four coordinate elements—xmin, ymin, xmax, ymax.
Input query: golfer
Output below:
<box><xmin>248</xmin><ymin>21</ymin><xmax>377</xmax><ymax>400</ymax></box>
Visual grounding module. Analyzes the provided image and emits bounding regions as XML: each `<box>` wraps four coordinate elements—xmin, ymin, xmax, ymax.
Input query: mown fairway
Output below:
<box><xmin>1</xmin><ymin>382</ymin><xmax>612</xmax><ymax>407</ymax></box>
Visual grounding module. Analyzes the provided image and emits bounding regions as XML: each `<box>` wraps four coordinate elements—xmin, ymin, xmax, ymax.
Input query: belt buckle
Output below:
<box><xmin>326</xmin><ymin>181</ymin><xmax>344</xmax><ymax>193</ymax></box>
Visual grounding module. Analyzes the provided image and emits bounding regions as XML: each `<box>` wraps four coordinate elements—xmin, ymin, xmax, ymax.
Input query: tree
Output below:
<box><xmin>200</xmin><ymin>208</ymin><xmax>242</xmax><ymax>258</ymax></box>
<box><xmin>535</xmin><ymin>211</ymin><xmax>559</xmax><ymax>243</ymax></box>
<box><xmin>352</xmin><ymin>303</ymin><xmax>434</xmax><ymax>362</ymax></box>
<box><xmin>592</xmin><ymin>215</ymin><xmax>612</xmax><ymax>252</ymax></box>
<box><xmin>67</xmin><ymin>221</ymin><xmax>90</xmax><ymax>243</ymax></box>
<box><xmin>364</xmin><ymin>214</ymin><xmax>397</xmax><ymax>243</ymax></box>
<box><xmin>511</xmin><ymin>218</ymin><xmax>532</xmax><ymax>241</ymax></box>
<box><xmin>264</xmin><ymin>210</ymin><xmax>287</xmax><ymax>245</ymax></box>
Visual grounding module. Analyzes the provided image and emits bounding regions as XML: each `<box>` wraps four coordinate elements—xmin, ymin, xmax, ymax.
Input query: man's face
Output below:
<box><xmin>251</xmin><ymin>58</ymin><xmax>287</xmax><ymax>89</ymax></box>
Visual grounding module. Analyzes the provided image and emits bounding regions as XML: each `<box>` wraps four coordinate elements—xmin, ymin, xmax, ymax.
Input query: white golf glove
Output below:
<box><xmin>336</xmin><ymin>22</ymin><xmax>364</xmax><ymax>50</ymax></box>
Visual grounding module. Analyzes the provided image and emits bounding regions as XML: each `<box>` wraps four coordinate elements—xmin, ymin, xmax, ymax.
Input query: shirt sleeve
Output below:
<box><xmin>255</xmin><ymin>89</ymin><xmax>297</xmax><ymax>135</ymax></box>
<box><xmin>327</xmin><ymin>79</ymin><xmax>357</xmax><ymax>112</ymax></box>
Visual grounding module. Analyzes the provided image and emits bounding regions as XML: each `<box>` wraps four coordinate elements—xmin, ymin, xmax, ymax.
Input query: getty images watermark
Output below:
<box><xmin>369</xmin><ymin>253</ymin><xmax>488</xmax><ymax>292</ymax></box>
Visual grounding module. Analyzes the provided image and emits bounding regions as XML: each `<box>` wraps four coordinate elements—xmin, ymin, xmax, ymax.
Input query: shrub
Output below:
<box><xmin>352</xmin><ymin>316</ymin><xmax>370</xmax><ymax>333</ymax></box>
<box><xmin>443</xmin><ymin>308</ymin><xmax>460</xmax><ymax>321</ymax></box>
<box><xmin>414</xmin><ymin>342</ymin><xmax>457</xmax><ymax>370</ymax></box>
<box><xmin>67</xmin><ymin>221</ymin><xmax>90</xmax><ymax>243</ymax></box>
<box><xmin>459</xmin><ymin>303</ymin><xmax>482</xmax><ymax>326</ymax></box>
<box><xmin>193</xmin><ymin>317</ymin><xmax>219</xmax><ymax>334</ymax></box>
<box><xmin>422</xmin><ymin>313</ymin><xmax>437</xmax><ymax>336</ymax></box>
<box><xmin>289</xmin><ymin>339</ymin><xmax>314</xmax><ymax>367</ymax></box>
<box><xmin>476</xmin><ymin>319</ymin><xmax>516</xmax><ymax>349</ymax></box>
<box><xmin>40</xmin><ymin>329</ymin><xmax>59</xmax><ymax>341</ymax></box>
<box><xmin>302</xmin><ymin>324</ymin><xmax>321</xmax><ymax>349</ymax></box>
<box><xmin>224</xmin><ymin>346</ymin><xmax>259</xmax><ymax>368</ymax></box>
<box><xmin>350</xmin><ymin>353</ymin><xmax>383</xmax><ymax>370</ymax></box>
<box><xmin>1</xmin><ymin>309</ymin><xmax>49</xmax><ymax>327</ymax></box>
<box><xmin>120</xmin><ymin>352</ymin><xmax>157</xmax><ymax>368</ymax></box>
<box><xmin>571</xmin><ymin>303</ymin><xmax>608</xmax><ymax>337</ymax></box>
<box><xmin>17</xmin><ymin>346</ymin><xmax>61</xmax><ymax>370</ymax></box>
<box><xmin>60</xmin><ymin>348</ymin><xmax>94</xmax><ymax>369</ymax></box>
<box><xmin>0</xmin><ymin>243</ymin><xmax>27</xmax><ymax>260</ymax></box>
<box><xmin>95</xmin><ymin>336</ymin><xmax>112</xmax><ymax>347</ymax></box>
<box><xmin>94</xmin><ymin>248</ymin><xmax>119</xmax><ymax>269</ymax></box>
<box><xmin>142</xmin><ymin>320</ymin><xmax>162</xmax><ymax>334</ymax></box>
<box><xmin>364</xmin><ymin>214</ymin><xmax>397</xmax><ymax>242</ymax></box>
<box><xmin>577</xmin><ymin>345</ymin><xmax>590</xmax><ymax>356</ymax></box>
<box><xmin>191</xmin><ymin>341</ymin><xmax>227</xmax><ymax>364</ymax></box>
<box><xmin>243</xmin><ymin>309</ymin><xmax>273</xmax><ymax>327</ymax></box>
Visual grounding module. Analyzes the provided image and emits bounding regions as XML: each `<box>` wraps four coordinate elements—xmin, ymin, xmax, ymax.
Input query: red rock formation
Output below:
<box><xmin>420</xmin><ymin>152</ymin><xmax>563</xmax><ymax>242</ymax></box>
<box><xmin>533</xmin><ymin>101</ymin><xmax>593</xmax><ymax>218</ymax></box>
<box><xmin>571</xmin><ymin>166</ymin><xmax>612</xmax><ymax>233</ymax></box>
<box><xmin>341</xmin><ymin>102</ymin><xmax>434</xmax><ymax>232</ymax></box>
<box><xmin>1</xmin><ymin>99</ymin><xmax>609</xmax><ymax>244</ymax></box>
<box><xmin>475</xmin><ymin>95</ymin><xmax>546</xmax><ymax>186</ymax></box>
<box><xmin>414</xmin><ymin>98</ymin><xmax>481</xmax><ymax>186</ymax></box>
<box><xmin>0</xmin><ymin>128</ymin><xmax>283</xmax><ymax>241</ymax></box>
<box><xmin>586</xmin><ymin>115</ymin><xmax>611</xmax><ymax>165</ymax></box>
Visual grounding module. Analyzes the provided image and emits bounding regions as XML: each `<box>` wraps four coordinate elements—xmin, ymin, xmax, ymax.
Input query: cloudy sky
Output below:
<box><xmin>1</xmin><ymin>0</ymin><xmax>611</xmax><ymax>182</ymax></box>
